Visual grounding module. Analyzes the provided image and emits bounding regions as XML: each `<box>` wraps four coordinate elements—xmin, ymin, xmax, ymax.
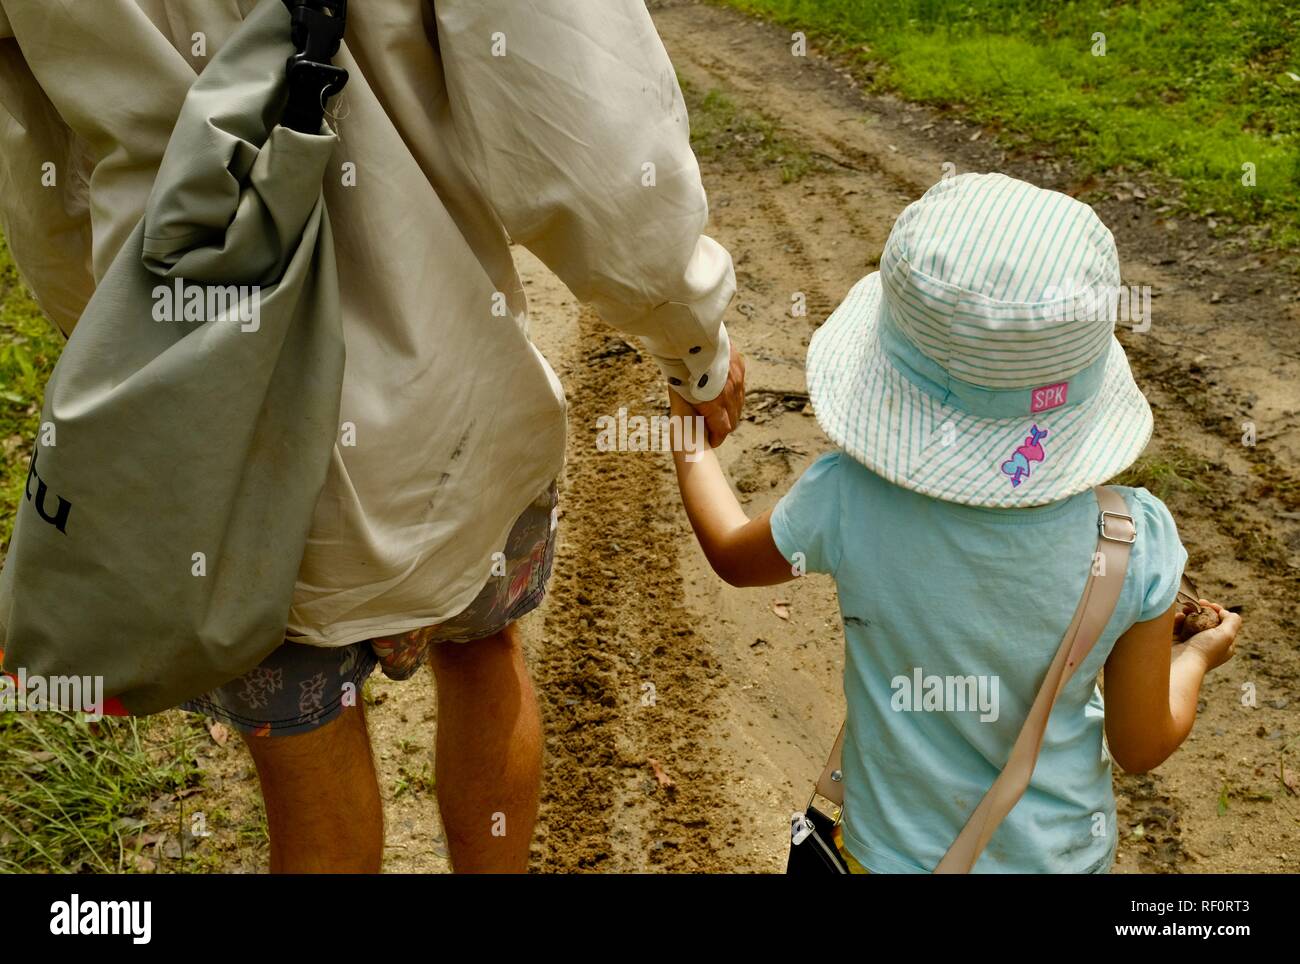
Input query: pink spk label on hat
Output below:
<box><xmin>1030</xmin><ymin>381</ymin><xmax>1068</xmax><ymax>413</ymax></box>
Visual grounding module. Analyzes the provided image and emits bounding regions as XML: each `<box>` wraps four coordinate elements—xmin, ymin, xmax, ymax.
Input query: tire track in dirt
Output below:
<box><xmin>530</xmin><ymin>311</ymin><xmax>753</xmax><ymax>873</ymax></box>
<box><xmin>749</xmin><ymin>189</ymin><xmax>844</xmax><ymax>328</ymax></box>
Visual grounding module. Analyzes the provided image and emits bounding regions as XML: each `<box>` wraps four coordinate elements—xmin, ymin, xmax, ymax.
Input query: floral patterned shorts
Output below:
<box><xmin>181</xmin><ymin>483</ymin><xmax>559</xmax><ymax>737</ymax></box>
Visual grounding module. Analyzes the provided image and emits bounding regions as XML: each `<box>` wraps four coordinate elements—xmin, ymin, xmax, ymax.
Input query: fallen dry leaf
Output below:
<box><xmin>208</xmin><ymin>721</ymin><xmax>230</xmax><ymax>747</ymax></box>
<box><xmin>123</xmin><ymin>852</ymin><xmax>156</xmax><ymax>873</ymax></box>
<box><xmin>1282</xmin><ymin>766</ymin><xmax>1299</xmax><ymax>796</ymax></box>
<box><xmin>122</xmin><ymin>832</ymin><xmax>161</xmax><ymax>852</ymax></box>
<box><xmin>647</xmin><ymin>757</ymin><xmax>676</xmax><ymax>790</ymax></box>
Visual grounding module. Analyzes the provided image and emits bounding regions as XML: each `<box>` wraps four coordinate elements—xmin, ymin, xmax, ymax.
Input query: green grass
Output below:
<box><xmin>681</xmin><ymin>76</ymin><xmax>825</xmax><ymax>182</ymax></box>
<box><xmin>0</xmin><ymin>710</ymin><xmax>206</xmax><ymax>873</ymax></box>
<box><xmin>718</xmin><ymin>0</ymin><xmax>1300</xmax><ymax>258</ymax></box>
<box><xmin>1108</xmin><ymin>448</ymin><xmax>1209</xmax><ymax>502</ymax></box>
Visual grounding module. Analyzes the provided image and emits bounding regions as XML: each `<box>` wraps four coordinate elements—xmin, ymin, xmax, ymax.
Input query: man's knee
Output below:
<box><xmin>241</xmin><ymin>700</ymin><xmax>374</xmax><ymax>774</ymax></box>
<box><xmin>237</xmin><ymin>703</ymin><xmax>383</xmax><ymax>873</ymax></box>
<box><xmin>427</xmin><ymin>624</ymin><xmax>521</xmax><ymax>680</ymax></box>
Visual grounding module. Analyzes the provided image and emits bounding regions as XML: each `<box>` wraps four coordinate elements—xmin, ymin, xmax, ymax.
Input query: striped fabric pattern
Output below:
<box><xmin>806</xmin><ymin>173</ymin><xmax>1152</xmax><ymax>508</ymax></box>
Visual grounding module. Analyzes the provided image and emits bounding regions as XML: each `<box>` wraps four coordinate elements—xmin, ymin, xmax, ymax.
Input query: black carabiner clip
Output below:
<box><xmin>281</xmin><ymin>0</ymin><xmax>350</xmax><ymax>133</ymax></box>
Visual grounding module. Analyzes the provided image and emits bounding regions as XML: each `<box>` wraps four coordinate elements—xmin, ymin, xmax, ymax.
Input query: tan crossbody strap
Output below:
<box><xmin>812</xmin><ymin>485</ymin><xmax>1136</xmax><ymax>874</ymax></box>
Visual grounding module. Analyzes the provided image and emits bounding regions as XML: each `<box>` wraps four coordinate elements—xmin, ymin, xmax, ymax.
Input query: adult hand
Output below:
<box><xmin>690</xmin><ymin>343</ymin><xmax>746</xmax><ymax>447</ymax></box>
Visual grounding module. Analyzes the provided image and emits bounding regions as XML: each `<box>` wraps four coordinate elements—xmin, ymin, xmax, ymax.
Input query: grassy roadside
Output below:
<box><xmin>0</xmin><ymin>710</ymin><xmax>208</xmax><ymax>873</ymax></box>
<box><xmin>681</xmin><ymin>75</ymin><xmax>827</xmax><ymax>182</ymax></box>
<box><xmin>715</xmin><ymin>0</ymin><xmax>1300</xmax><ymax>261</ymax></box>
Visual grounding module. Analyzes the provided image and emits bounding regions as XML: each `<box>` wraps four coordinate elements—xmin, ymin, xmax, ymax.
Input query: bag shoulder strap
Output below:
<box><xmin>811</xmin><ymin>485</ymin><xmax>1136</xmax><ymax>873</ymax></box>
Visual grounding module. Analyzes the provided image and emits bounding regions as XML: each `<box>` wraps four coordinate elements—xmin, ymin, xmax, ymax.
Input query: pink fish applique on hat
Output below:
<box><xmin>1000</xmin><ymin>425</ymin><xmax>1048</xmax><ymax>487</ymax></box>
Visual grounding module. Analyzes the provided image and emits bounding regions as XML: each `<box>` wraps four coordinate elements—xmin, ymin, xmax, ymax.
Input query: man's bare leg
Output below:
<box><xmin>241</xmin><ymin>702</ymin><xmax>384</xmax><ymax>873</ymax></box>
<box><xmin>428</xmin><ymin>624</ymin><xmax>542</xmax><ymax>873</ymax></box>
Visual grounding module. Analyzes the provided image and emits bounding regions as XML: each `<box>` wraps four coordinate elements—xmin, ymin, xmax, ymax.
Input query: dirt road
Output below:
<box><xmin>193</xmin><ymin>0</ymin><xmax>1299</xmax><ymax>874</ymax></box>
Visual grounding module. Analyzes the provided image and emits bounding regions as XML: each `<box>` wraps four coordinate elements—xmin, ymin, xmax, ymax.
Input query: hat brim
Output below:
<box><xmin>806</xmin><ymin>273</ymin><xmax>1153</xmax><ymax>508</ymax></box>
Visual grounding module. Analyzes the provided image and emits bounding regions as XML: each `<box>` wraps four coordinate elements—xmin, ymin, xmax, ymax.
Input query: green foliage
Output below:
<box><xmin>720</xmin><ymin>0</ymin><xmax>1300</xmax><ymax>254</ymax></box>
<box><xmin>682</xmin><ymin>77</ymin><xmax>823</xmax><ymax>182</ymax></box>
<box><xmin>0</xmin><ymin>710</ymin><xmax>206</xmax><ymax>873</ymax></box>
<box><xmin>1108</xmin><ymin>449</ymin><xmax>1209</xmax><ymax>502</ymax></box>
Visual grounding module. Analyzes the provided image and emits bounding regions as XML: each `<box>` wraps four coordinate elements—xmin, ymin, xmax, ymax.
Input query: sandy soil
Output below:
<box><xmin>179</xmin><ymin>0</ymin><xmax>1299</xmax><ymax>875</ymax></box>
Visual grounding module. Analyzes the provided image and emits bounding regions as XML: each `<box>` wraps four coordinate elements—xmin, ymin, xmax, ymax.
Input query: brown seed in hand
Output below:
<box><xmin>1178</xmin><ymin>607</ymin><xmax>1221</xmax><ymax>641</ymax></box>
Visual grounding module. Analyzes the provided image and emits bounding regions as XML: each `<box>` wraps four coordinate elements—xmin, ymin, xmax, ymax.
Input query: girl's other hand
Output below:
<box><xmin>1173</xmin><ymin>600</ymin><xmax>1239</xmax><ymax>672</ymax></box>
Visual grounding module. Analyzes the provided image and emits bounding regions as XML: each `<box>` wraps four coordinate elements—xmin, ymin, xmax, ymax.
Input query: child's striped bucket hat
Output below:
<box><xmin>807</xmin><ymin>172</ymin><xmax>1152</xmax><ymax>507</ymax></box>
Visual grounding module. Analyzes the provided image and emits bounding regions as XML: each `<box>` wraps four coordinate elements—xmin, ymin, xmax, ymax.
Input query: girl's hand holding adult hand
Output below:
<box><xmin>689</xmin><ymin>343</ymin><xmax>746</xmax><ymax>447</ymax></box>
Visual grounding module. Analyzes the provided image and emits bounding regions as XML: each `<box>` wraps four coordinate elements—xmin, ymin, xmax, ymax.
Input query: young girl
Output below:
<box><xmin>669</xmin><ymin>172</ymin><xmax>1240</xmax><ymax>874</ymax></box>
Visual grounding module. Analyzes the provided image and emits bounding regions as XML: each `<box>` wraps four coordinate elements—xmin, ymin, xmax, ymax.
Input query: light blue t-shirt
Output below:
<box><xmin>770</xmin><ymin>452</ymin><xmax>1186</xmax><ymax>874</ymax></box>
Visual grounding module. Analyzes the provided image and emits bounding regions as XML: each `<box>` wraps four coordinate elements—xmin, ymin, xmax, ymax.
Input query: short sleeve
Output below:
<box><xmin>770</xmin><ymin>452</ymin><xmax>844</xmax><ymax>576</ymax></box>
<box><xmin>1131</xmin><ymin>487</ymin><xmax>1187</xmax><ymax>623</ymax></box>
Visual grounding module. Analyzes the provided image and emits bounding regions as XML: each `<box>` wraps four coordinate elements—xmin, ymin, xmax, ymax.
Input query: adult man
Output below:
<box><xmin>0</xmin><ymin>0</ymin><xmax>743</xmax><ymax>872</ymax></box>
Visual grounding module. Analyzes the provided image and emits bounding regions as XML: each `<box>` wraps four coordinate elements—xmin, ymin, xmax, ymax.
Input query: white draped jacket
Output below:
<box><xmin>0</xmin><ymin>0</ymin><xmax>735</xmax><ymax>646</ymax></box>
